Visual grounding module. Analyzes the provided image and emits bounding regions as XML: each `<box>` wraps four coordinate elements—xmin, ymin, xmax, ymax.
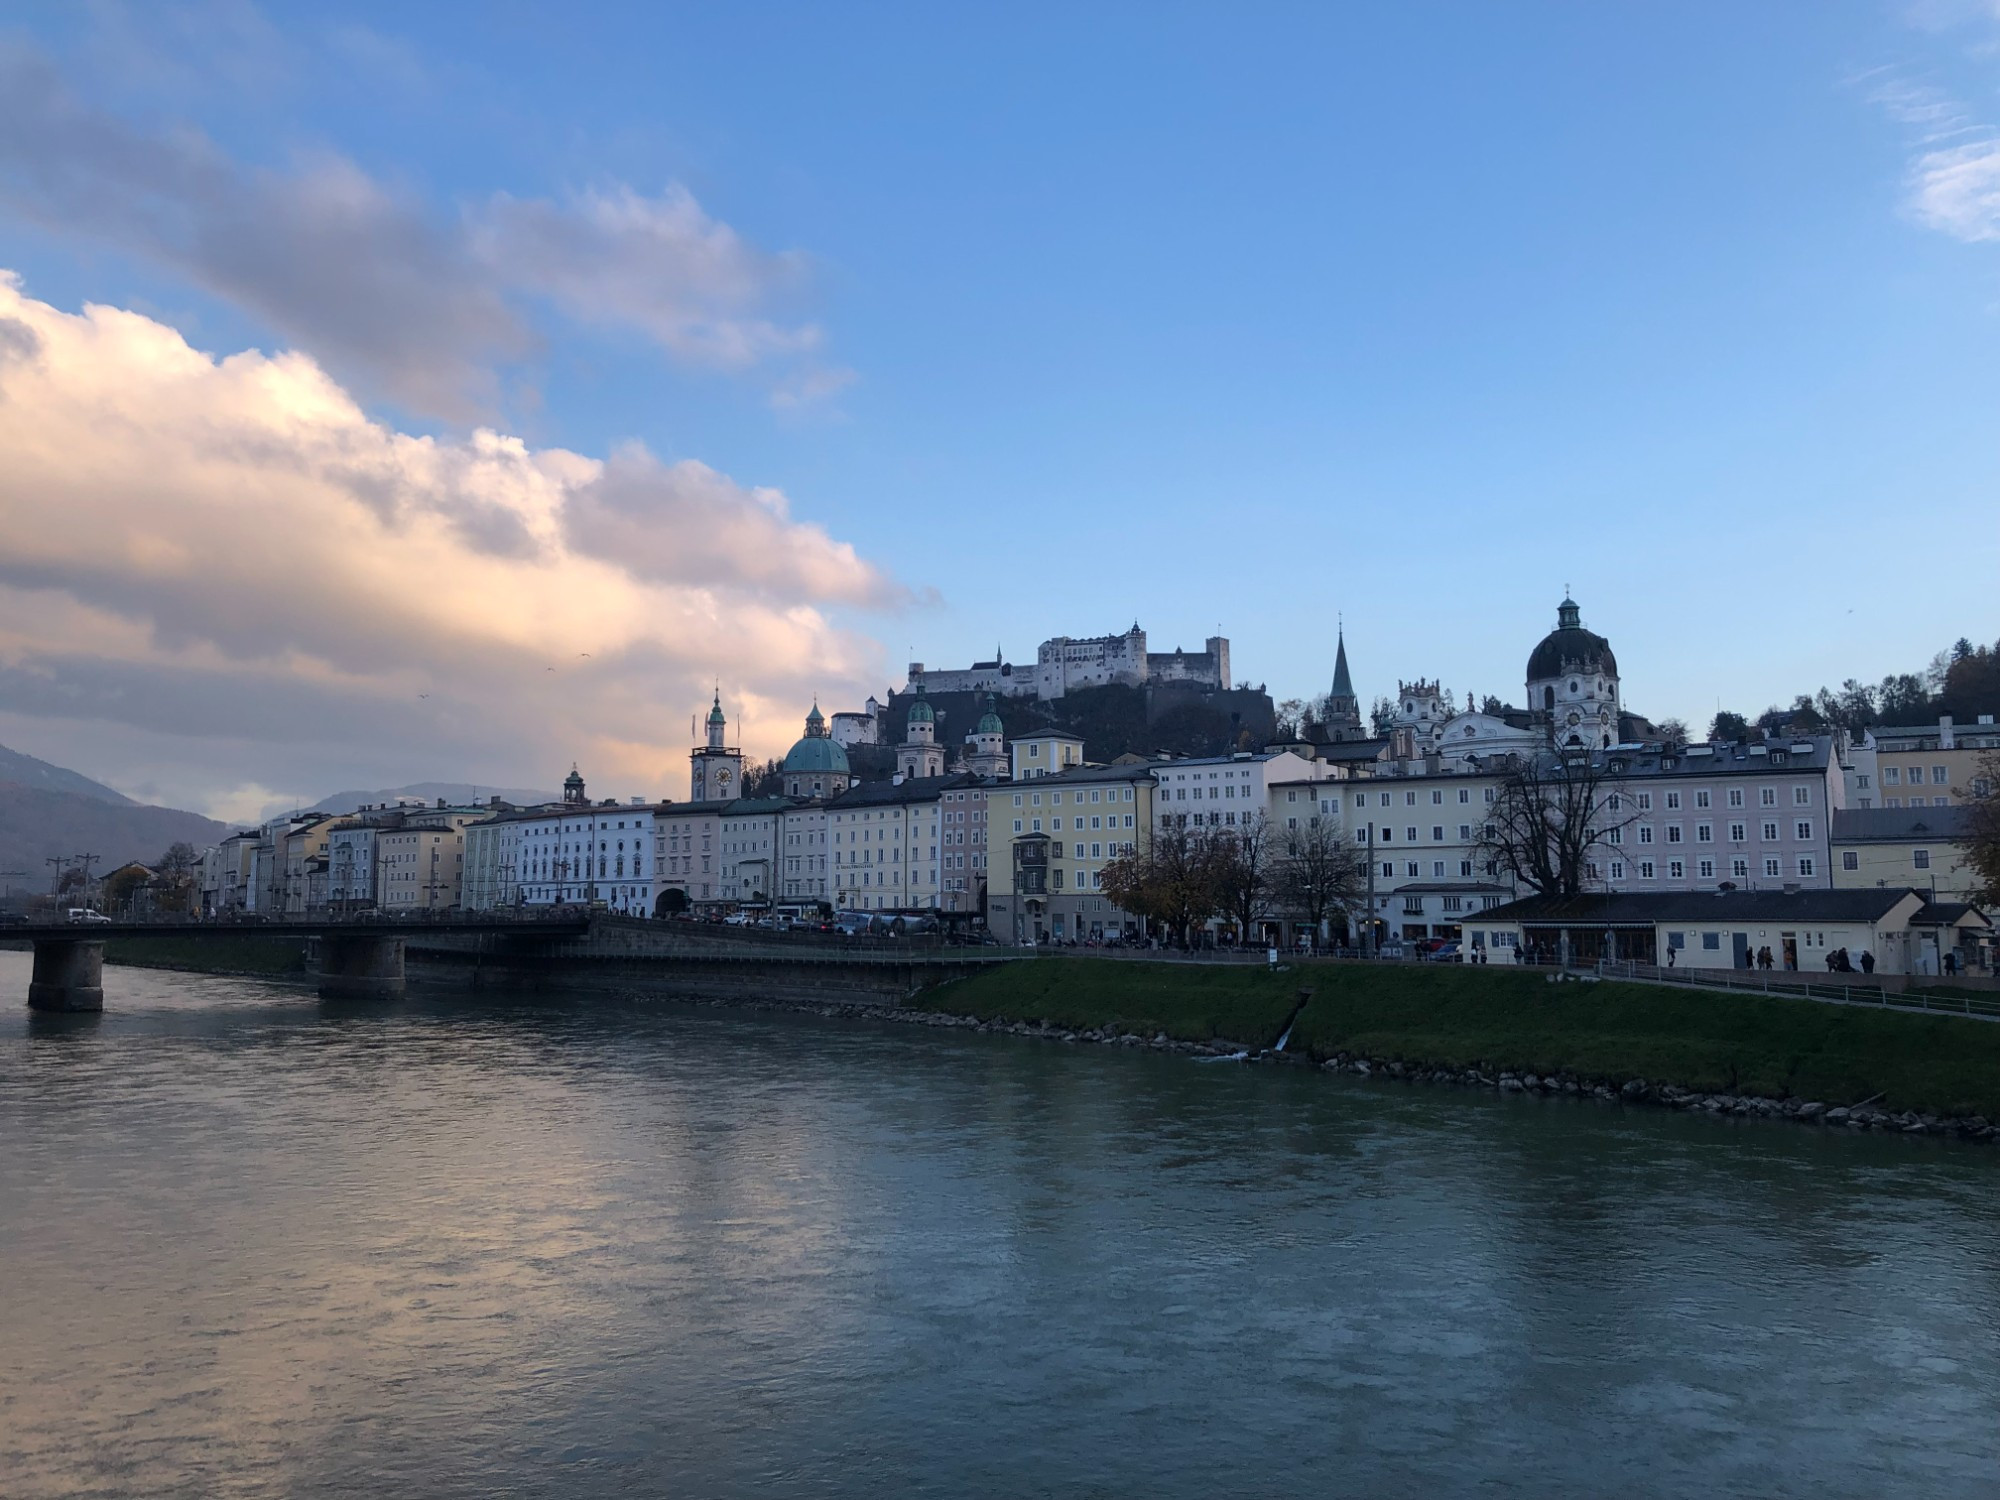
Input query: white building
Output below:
<box><xmin>719</xmin><ymin>798</ymin><xmax>788</xmax><ymax>906</ymax></box>
<box><xmin>655</xmin><ymin>800</ymin><xmax>729</xmax><ymax>910</ymax></box>
<box><xmin>828</xmin><ymin>777</ymin><xmax>952</xmax><ymax>912</ymax></box>
<box><xmin>778</xmin><ymin>801</ymin><xmax>832</xmax><ymax>908</ymax></box>
<box><xmin>1152</xmin><ymin>749</ymin><xmax>1328</xmax><ymax>834</ymax></box>
<box><xmin>514</xmin><ymin>789</ymin><xmax>657</xmax><ymax>914</ymax></box>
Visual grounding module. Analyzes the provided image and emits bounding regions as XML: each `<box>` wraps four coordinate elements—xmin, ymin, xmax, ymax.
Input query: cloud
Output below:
<box><xmin>0</xmin><ymin>273</ymin><xmax>897</xmax><ymax>813</ymax></box>
<box><xmin>1907</xmin><ymin>137</ymin><xmax>2000</xmax><ymax>240</ymax></box>
<box><xmin>0</xmin><ymin>43</ymin><xmax>846</xmax><ymax>419</ymax></box>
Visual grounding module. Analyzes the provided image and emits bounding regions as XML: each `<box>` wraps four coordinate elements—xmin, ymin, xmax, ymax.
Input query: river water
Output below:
<box><xmin>2</xmin><ymin>953</ymin><xmax>1998</xmax><ymax>1498</ymax></box>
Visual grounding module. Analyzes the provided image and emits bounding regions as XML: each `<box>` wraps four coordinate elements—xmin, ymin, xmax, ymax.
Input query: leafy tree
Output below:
<box><xmin>1481</xmin><ymin>695</ymin><xmax>1509</xmax><ymax>716</ymax></box>
<box><xmin>1709</xmin><ymin>710</ymin><xmax>1749</xmax><ymax>742</ymax></box>
<box><xmin>1654</xmin><ymin>717</ymin><xmax>1689</xmax><ymax>747</ymax></box>
<box><xmin>1477</xmin><ymin>751</ymin><xmax>1635</xmax><ymax>901</ymax></box>
<box><xmin>1967</xmin><ymin>749</ymin><xmax>2000</xmax><ymax>905</ymax></box>
<box><xmin>1369</xmin><ymin>696</ymin><xmax>1396</xmax><ymax>736</ymax></box>
<box><xmin>1099</xmin><ymin>821</ymin><xmax>1226</xmax><ymax>947</ymax></box>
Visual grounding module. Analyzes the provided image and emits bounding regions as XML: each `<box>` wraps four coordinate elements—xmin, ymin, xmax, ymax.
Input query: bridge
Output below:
<box><xmin>6</xmin><ymin>917</ymin><xmax>591</xmax><ymax>1010</ymax></box>
<box><xmin>5</xmin><ymin>914</ymin><xmax>1015</xmax><ymax>1010</ymax></box>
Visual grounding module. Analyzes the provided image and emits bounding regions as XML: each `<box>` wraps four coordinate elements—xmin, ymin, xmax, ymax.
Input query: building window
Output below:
<box><xmin>1797</xmin><ymin>857</ymin><xmax>1816</xmax><ymax>877</ymax></box>
<box><xmin>1762</xmin><ymin>821</ymin><xmax>1778</xmax><ymax>841</ymax></box>
<box><xmin>1764</xmin><ymin>858</ymin><xmax>1781</xmax><ymax>877</ymax></box>
<box><xmin>1639</xmin><ymin>861</ymin><xmax>1655</xmax><ymax>879</ymax></box>
<box><xmin>1698</xmin><ymin>859</ymin><xmax>1714</xmax><ymax>879</ymax></box>
<box><xmin>1913</xmin><ymin>849</ymin><xmax>1931</xmax><ymax>870</ymax></box>
<box><xmin>1669</xmin><ymin>860</ymin><xmax>1684</xmax><ymax>880</ymax></box>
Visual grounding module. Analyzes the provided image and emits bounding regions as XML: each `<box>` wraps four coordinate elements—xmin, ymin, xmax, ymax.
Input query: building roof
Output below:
<box><xmin>828</xmin><ymin>774</ymin><xmax>976</xmax><ymax>811</ymax></box>
<box><xmin>1831</xmin><ymin>806</ymin><xmax>1973</xmax><ymax>843</ymax></box>
<box><xmin>1483</xmin><ymin>888</ymin><xmax>1925</xmax><ymax>926</ymax></box>
<box><xmin>1016</xmin><ymin>727</ymin><xmax>1084</xmax><ymax>743</ymax></box>
<box><xmin>1598</xmin><ymin>736</ymin><xmax>1836</xmax><ymax>777</ymax></box>
<box><xmin>1313</xmin><ymin>738</ymin><xmax>1391</xmax><ymax>763</ymax></box>
<box><xmin>1525</xmin><ymin>595</ymin><xmax>1617</xmax><ymax>683</ymax></box>
<box><xmin>655</xmin><ymin>798</ymin><xmax>737</xmax><ymax>818</ymax></box>
<box><xmin>1911</xmin><ymin>902</ymin><xmax>1991</xmax><ymax>929</ymax></box>
<box><xmin>722</xmin><ymin>796</ymin><xmax>794</xmax><ymax>817</ymax></box>
<box><xmin>1001</xmin><ymin>762</ymin><xmax>1156</xmax><ymax>789</ymax></box>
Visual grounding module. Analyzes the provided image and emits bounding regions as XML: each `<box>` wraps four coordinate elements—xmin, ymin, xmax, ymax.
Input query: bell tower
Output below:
<box><xmin>898</xmin><ymin>681</ymin><xmax>945</xmax><ymax>780</ymax></box>
<box><xmin>690</xmin><ymin>690</ymin><xmax>744</xmax><ymax>801</ymax></box>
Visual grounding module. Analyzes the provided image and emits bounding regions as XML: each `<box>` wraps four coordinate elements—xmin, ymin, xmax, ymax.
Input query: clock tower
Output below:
<box><xmin>691</xmin><ymin>690</ymin><xmax>744</xmax><ymax>802</ymax></box>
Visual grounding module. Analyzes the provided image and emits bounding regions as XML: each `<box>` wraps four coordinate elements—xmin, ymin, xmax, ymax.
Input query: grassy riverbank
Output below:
<box><xmin>102</xmin><ymin>935</ymin><xmax>309</xmax><ymax>976</ymax></box>
<box><xmin>925</xmin><ymin>958</ymin><xmax>2000</xmax><ymax>1118</ymax></box>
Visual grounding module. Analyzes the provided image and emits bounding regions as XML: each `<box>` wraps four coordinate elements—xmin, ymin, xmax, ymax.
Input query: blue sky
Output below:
<box><xmin>1</xmin><ymin>2</ymin><xmax>1998</xmax><ymax>812</ymax></box>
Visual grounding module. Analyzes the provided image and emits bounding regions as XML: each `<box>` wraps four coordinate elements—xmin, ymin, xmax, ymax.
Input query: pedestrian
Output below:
<box><xmin>1666</xmin><ymin>945</ymin><xmax>1676</xmax><ymax>969</ymax></box>
<box><xmin>1860</xmin><ymin>949</ymin><xmax>1874</xmax><ymax>975</ymax></box>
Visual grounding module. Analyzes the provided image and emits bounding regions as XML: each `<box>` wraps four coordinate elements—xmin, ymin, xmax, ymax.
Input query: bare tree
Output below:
<box><xmin>1210</xmin><ymin>812</ymin><xmax>1277</xmax><ymax>939</ymax></box>
<box><xmin>1477</xmin><ymin>751</ymin><xmax>1635</xmax><ymax>901</ymax></box>
<box><xmin>1272</xmin><ymin>814</ymin><xmax>1365</xmax><ymax>940</ymax></box>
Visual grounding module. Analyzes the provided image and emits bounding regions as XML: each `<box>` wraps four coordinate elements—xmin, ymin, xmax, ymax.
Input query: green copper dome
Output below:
<box><xmin>976</xmin><ymin>693</ymin><xmax>1003</xmax><ymax>735</ymax></box>
<box><xmin>783</xmin><ymin>734</ymin><xmax>850</xmax><ymax>776</ymax></box>
<box><xmin>706</xmin><ymin>691</ymin><xmax>726</xmax><ymax>726</ymax></box>
<box><xmin>907</xmin><ymin>685</ymin><xmax>935</xmax><ymax>725</ymax></box>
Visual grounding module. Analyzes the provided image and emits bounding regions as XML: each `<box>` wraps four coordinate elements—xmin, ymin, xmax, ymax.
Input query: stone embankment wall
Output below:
<box><xmin>633</xmin><ymin>987</ymin><xmax>2000</xmax><ymax>1148</ymax></box>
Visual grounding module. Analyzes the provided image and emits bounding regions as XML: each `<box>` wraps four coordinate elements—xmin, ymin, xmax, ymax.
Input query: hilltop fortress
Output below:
<box><xmin>907</xmin><ymin>625</ymin><xmax>1230</xmax><ymax>702</ymax></box>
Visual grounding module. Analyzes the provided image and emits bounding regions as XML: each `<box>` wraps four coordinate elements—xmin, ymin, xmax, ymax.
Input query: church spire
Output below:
<box><xmin>1330</xmin><ymin>627</ymin><xmax>1355</xmax><ymax>702</ymax></box>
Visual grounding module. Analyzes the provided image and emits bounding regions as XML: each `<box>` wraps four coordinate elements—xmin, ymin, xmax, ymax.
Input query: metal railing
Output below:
<box><xmin>1595</xmin><ymin>958</ymin><xmax>2000</xmax><ymax>1022</ymax></box>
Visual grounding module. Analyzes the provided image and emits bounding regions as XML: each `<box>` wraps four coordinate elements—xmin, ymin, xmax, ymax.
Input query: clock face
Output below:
<box><xmin>718</xmin><ymin>768</ymin><xmax>733</xmax><ymax>788</ymax></box>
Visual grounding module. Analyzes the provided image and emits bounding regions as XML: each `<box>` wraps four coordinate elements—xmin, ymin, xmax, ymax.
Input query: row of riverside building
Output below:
<box><xmin>195</xmin><ymin>596</ymin><xmax>1997</xmax><ymax>976</ymax></box>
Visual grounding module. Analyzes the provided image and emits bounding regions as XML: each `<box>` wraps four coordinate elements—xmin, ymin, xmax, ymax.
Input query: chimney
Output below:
<box><xmin>1940</xmin><ymin>715</ymin><xmax>1955</xmax><ymax>749</ymax></box>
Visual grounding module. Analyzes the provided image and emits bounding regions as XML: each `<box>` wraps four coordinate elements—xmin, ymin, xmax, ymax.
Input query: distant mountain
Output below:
<box><xmin>305</xmin><ymin>782</ymin><xmax>561</xmax><ymax>816</ymax></box>
<box><xmin>0</xmin><ymin>741</ymin><xmax>137</xmax><ymax>805</ymax></box>
<box><xmin>0</xmin><ymin>784</ymin><xmax>230</xmax><ymax>890</ymax></box>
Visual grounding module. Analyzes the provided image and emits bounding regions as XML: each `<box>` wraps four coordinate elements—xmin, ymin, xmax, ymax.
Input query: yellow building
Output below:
<box><xmin>1830</xmin><ymin>807</ymin><xmax>1981</xmax><ymax>903</ymax></box>
<box><xmin>1861</xmin><ymin>715</ymin><xmax>2000</xmax><ymax>809</ymax></box>
<box><xmin>986</xmin><ymin>763</ymin><xmax>1156</xmax><ymax>942</ymax></box>
<box><xmin>376</xmin><ymin>814</ymin><xmax>483</xmax><ymax>911</ymax></box>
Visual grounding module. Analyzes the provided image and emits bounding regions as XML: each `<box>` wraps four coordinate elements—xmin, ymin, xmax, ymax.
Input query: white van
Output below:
<box><xmin>66</xmin><ymin>908</ymin><xmax>113</xmax><ymax>925</ymax></box>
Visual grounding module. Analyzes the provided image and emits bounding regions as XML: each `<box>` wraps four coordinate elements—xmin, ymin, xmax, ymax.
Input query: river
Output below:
<box><xmin>2</xmin><ymin>951</ymin><xmax>1997</xmax><ymax>1497</ymax></box>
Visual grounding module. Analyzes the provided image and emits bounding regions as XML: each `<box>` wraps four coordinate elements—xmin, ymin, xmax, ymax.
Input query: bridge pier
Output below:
<box><xmin>317</xmin><ymin>933</ymin><xmax>406</xmax><ymax>1000</ymax></box>
<box><xmin>28</xmin><ymin>938</ymin><xmax>106</xmax><ymax>1012</ymax></box>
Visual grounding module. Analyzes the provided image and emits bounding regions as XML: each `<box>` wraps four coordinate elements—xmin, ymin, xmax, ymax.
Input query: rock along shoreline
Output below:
<box><xmin>641</xmin><ymin>986</ymin><xmax>2000</xmax><ymax>1148</ymax></box>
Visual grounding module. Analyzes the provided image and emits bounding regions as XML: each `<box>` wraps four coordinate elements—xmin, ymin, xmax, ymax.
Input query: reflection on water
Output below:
<box><xmin>1</xmin><ymin>949</ymin><xmax>1997</xmax><ymax>1498</ymax></box>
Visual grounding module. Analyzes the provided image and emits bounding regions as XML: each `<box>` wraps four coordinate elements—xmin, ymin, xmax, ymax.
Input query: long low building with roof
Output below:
<box><xmin>1477</xmin><ymin>887</ymin><xmax>1990</xmax><ymax>975</ymax></box>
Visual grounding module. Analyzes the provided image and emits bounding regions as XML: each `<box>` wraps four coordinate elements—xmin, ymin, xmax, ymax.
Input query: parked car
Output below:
<box><xmin>1427</xmin><ymin>941</ymin><xmax>1463</xmax><ymax>964</ymax></box>
<box><xmin>65</xmin><ymin>908</ymin><xmax>113</xmax><ymax>925</ymax></box>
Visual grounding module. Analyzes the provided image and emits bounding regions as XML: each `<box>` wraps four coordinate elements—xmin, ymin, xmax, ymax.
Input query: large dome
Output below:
<box><xmin>783</xmin><ymin>733</ymin><xmax>850</xmax><ymax>776</ymax></box>
<box><xmin>1526</xmin><ymin>596</ymin><xmax>1617</xmax><ymax>683</ymax></box>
